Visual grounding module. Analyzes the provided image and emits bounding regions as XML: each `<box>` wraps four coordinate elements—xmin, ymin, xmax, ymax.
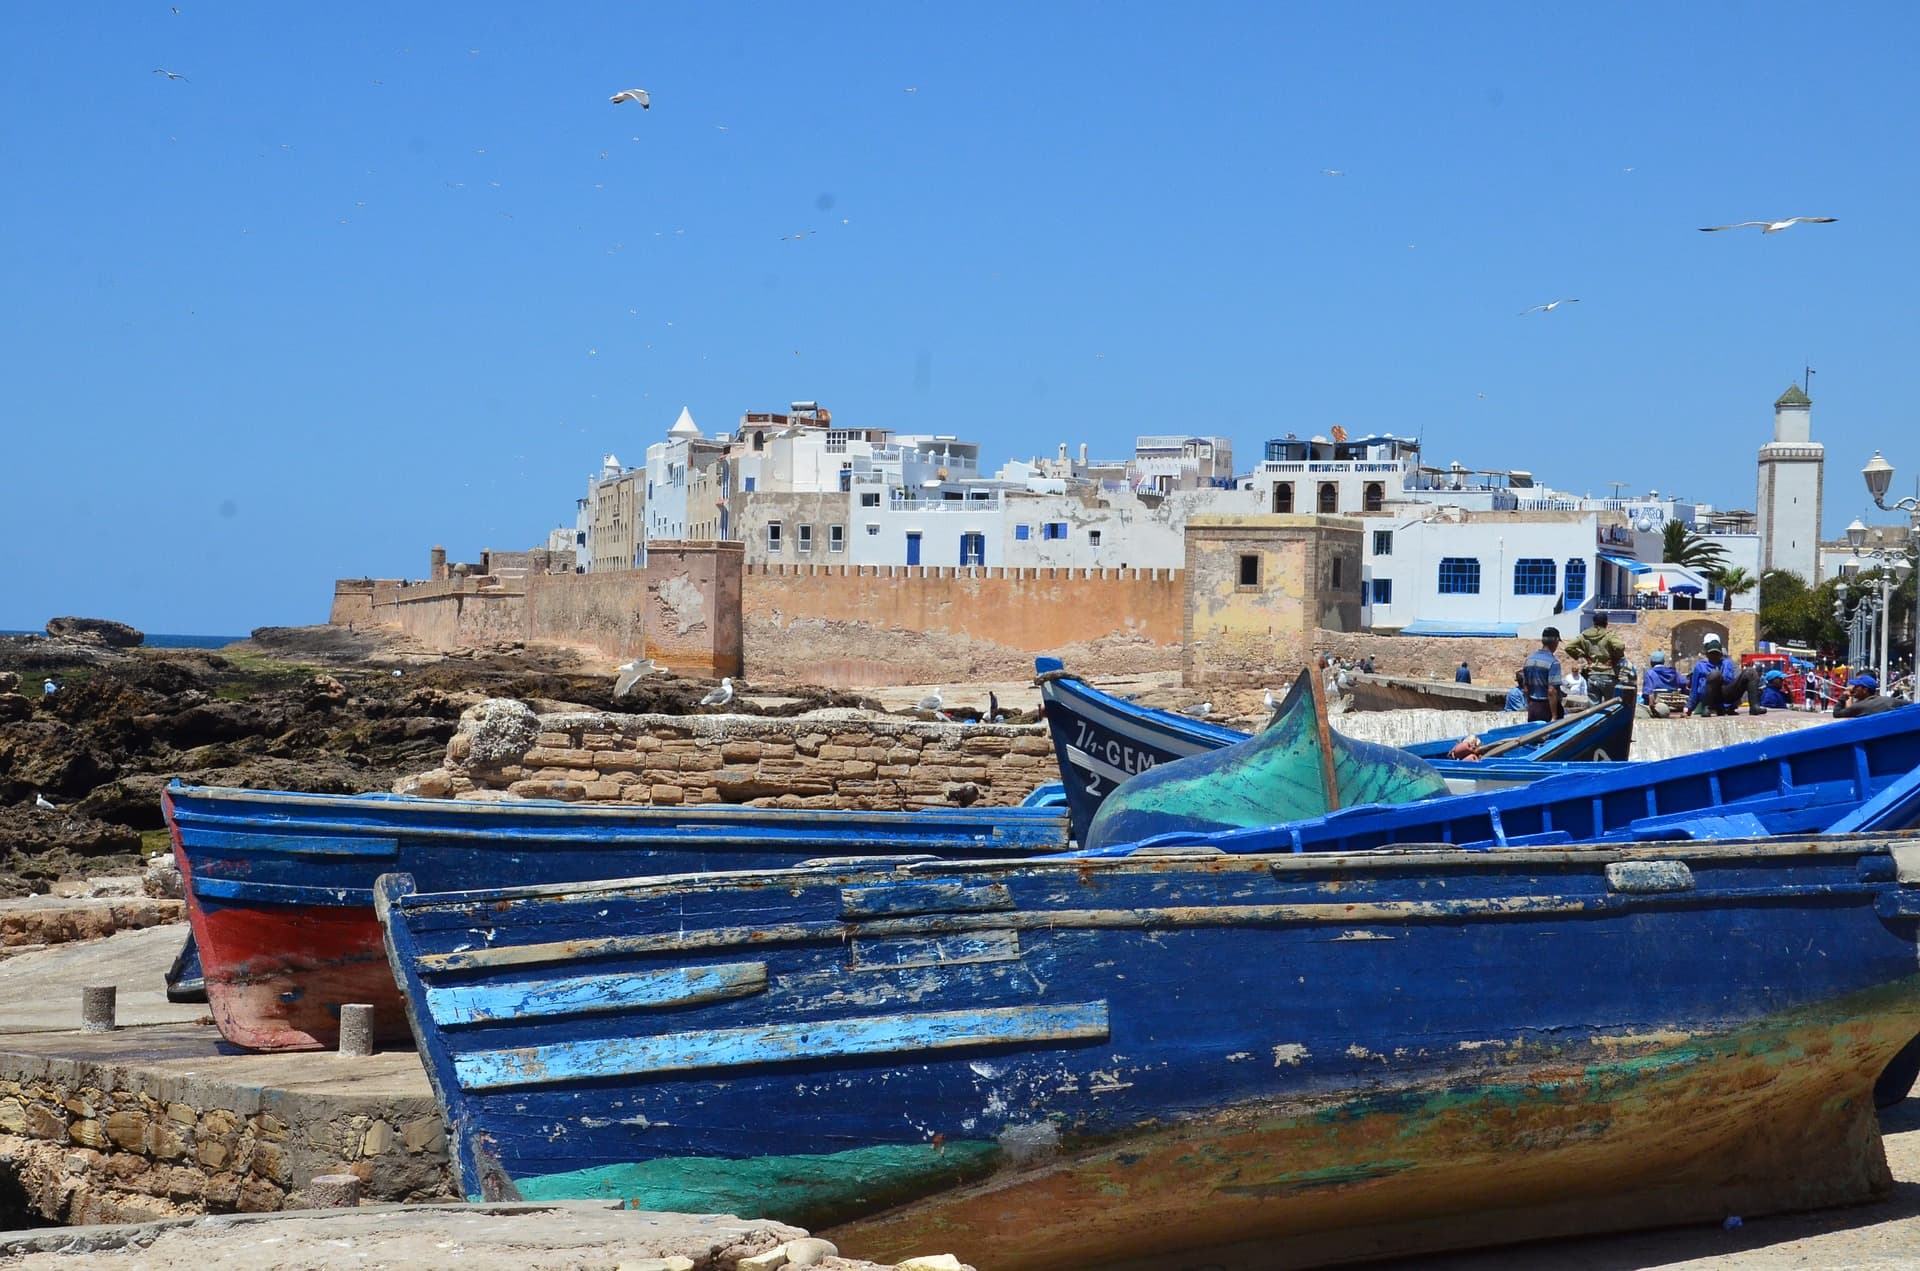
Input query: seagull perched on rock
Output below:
<box><xmin>1183</xmin><ymin>701</ymin><xmax>1212</xmax><ymax>719</ymax></box>
<box><xmin>614</xmin><ymin>658</ymin><xmax>664</xmax><ymax>698</ymax></box>
<box><xmin>1520</xmin><ymin>299</ymin><xmax>1579</xmax><ymax>315</ymax></box>
<box><xmin>698</xmin><ymin>677</ymin><xmax>734</xmax><ymax>708</ymax></box>
<box><xmin>916</xmin><ymin>688</ymin><xmax>944</xmax><ymax>716</ymax></box>
<box><xmin>153</xmin><ymin>68</ymin><xmax>188</xmax><ymax>81</ymax></box>
<box><xmin>1263</xmin><ymin>688</ymin><xmax>1280</xmax><ymax>712</ymax></box>
<box><xmin>34</xmin><ymin>793</ymin><xmax>56</xmax><ymax>812</ymax></box>
<box><xmin>610</xmin><ymin>88</ymin><xmax>650</xmax><ymax>108</ymax></box>
<box><xmin>1698</xmin><ymin>216</ymin><xmax>1836</xmax><ymax>234</ymax></box>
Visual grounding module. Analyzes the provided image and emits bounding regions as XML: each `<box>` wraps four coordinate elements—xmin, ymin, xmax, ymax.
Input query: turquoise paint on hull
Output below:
<box><xmin>511</xmin><ymin>1140</ymin><xmax>1001</xmax><ymax>1228</ymax></box>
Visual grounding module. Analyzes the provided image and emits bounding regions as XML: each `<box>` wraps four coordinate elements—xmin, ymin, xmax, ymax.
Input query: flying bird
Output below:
<box><xmin>614</xmin><ymin>658</ymin><xmax>664</xmax><ymax>697</ymax></box>
<box><xmin>34</xmin><ymin>793</ymin><xmax>56</xmax><ymax>812</ymax></box>
<box><xmin>698</xmin><ymin>677</ymin><xmax>734</xmax><ymax>708</ymax></box>
<box><xmin>610</xmin><ymin>88</ymin><xmax>651</xmax><ymax>108</ymax></box>
<box><xmin>153</xmin><ymin>68</ymin><xmax>188</xmax><ymax>80</ymax></box>
<box><xmin>1520</xmin><ymin>299</ymin><xmax>1580</xmax><ymax>315</ymax></box>
<box><xmin>780</xmin><ymin>230</ymin><xmax>814</xmax><ymax>241</ymax></box>
<box><xmin>1698</xmin><ymin>217</ymin><xmax>1836</xmax><ymax>234</ymax></box>
<box><xmin>1319</xmin><ymin>168</ymin><xmax>1344</xmax><ymax>177</ymax></box>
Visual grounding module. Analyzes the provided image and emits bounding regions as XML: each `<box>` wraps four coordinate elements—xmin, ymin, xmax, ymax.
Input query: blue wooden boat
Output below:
<box><xmin>1074</xmin><ymin>703</ymin><xmax>1920</xmax><ymax>855</ymax></box>
<box><xmin>163</xmin><ymin>782</ymin><xmax>1071</xmax><ymax>1053</ymax></box>
<box><xmin>1035</xmin><ymin>657</ymin><xmax>1634</xmax><ymax>843</ymax></box>
<box><xmin>1081</xmin><ymin>669</ymin><xmax>1449</xmax><ymax>846</ymax></box>
<box><xmin>376</xmin><ymin>832</ymin><xmax>1920</xmax><ymax>1268</ymax></box>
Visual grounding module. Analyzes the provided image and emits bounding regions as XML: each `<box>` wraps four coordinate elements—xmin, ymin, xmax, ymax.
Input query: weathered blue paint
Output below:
<box><xmin>1064</xmin><ymin>703</ymin><xmax>1920</xmax><ymax>857</ymax></box>
<box><xmin>426</xmin><ymin>962</ymin><xmax>769</xmax><ymax>1028</ymax></box>
<box><xmin>376</xmin><ymin>833</ymin><xmax>1920</xmax><ymax>1267</ymax></box>
<box><xmin>1035</xmin><ymin>656</ymin><xmax>1635</xmax><ymax>843</ymax></box>
<box><xmin>1083</xmin><ymin>671</ymin><xmax>1448</xmax><ymax>848</ymax></box>
<box><xmin>452</xmin><ymin>1000</ymin><xmax>1111</xmax><ymax>1090</ymax></box>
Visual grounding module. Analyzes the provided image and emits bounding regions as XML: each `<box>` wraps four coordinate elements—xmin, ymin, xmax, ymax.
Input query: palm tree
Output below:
<box><xmin>1706</xmin><ymin>565</ymin><xmax>1757</xmax><ymax>612</ymax></box>
<box><xmin>1661</xmin><ymin>520</ymin><xmax>1730</xmax><ymax>571</ymax></box>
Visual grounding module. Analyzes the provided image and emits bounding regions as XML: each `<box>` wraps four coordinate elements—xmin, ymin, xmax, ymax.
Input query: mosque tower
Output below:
<box><xmin>1755</xmin><ymin>383</ymin><xmax>1824</xmax><ymax>584</ymax></box>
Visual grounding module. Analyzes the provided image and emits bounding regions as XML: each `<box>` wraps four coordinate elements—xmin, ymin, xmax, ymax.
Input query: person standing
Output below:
<box><xmin>1454</xmin><ymin>661</ymin><xmax>1472</xmax><ymax>684</ymax></box>
<box><xmin>1687</xmin><ymin>634</ymin><xmax>1763</xmax><ymax>716</ymax></box>
<box><xmin>1565</xmin><ymin>662</ymin><xmax>1590</xmax><ymax>702</ymax></box>
<box><xmin>1521</xmin><ymin>628</ymin><xmax>1565</xmax><ymax>723</ymax></box>
<box><xmin>1562</xmin><ymin>612</ymin><xmax>1627</xmax><ymax>702</ymax></box>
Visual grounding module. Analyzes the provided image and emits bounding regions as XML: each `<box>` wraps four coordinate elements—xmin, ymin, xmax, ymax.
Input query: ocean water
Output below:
<box><xmin>0</xmin><ymin>630</ymin><xmax>245</xmax><ymax>650</ymax></box>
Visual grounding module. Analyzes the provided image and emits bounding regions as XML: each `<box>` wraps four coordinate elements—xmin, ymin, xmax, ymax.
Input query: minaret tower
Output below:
<box><xmin>1755</xmin><ymin>383</ymin><xmax>1824</xmax><ymax>583</ymax></box>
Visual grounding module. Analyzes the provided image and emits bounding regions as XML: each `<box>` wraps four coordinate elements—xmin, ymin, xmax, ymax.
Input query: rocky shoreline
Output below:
<box><xmin>0</xmin><ymin>622</ymin><xmax>890</xmax><ymax>897</ymax></box>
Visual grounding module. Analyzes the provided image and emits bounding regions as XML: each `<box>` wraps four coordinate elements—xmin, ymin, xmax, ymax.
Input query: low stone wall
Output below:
<box><xmin>0</xmin><ymin>898</ymin><xmax>183</xmax><ymax>956</ymax></box>
<box><xmin>402</xmin><ymin>704</ymin><xmax>1058</xmax><ymax>809</ymax></box>
<box><xmin>0</xmin><ymin>1037</ymin><xmax>451</xmax><ymax>1225</ymax></box>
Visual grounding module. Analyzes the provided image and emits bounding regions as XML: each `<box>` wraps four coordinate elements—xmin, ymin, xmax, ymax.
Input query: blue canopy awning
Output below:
<box><xmin>1400</xmin><ymin>620</ymin><xmax>1521</xmax><ymax>638</ymax></box>
<box><xmin>1597</xmin><ymin>553</ymin><xmax>1651</xmax><ymax>574</ymax></box>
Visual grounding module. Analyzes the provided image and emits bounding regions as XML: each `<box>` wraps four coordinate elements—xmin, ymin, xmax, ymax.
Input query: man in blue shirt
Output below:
<box><xmin>1521</xmin><ymin>628</ymin><xmax>1564</xmax><ymax>723</ymax></box>
<box><xmin>1503</xmin><ymin>671</ymin><xmax>1526</xmax><ymax>712</ymax></box>
<box><xmin>1688</xmin><ymin>634</ymin><xmax>1763</xmax><ymax>716</ymax></box>
<box><xmin>1759</xmin><ymin>670</ymin><xmax>1793</xmax><ymax>710</ymax></box>
<box><xmin>1640</xmin><ymin>651</ymin><xmax>1685</xmax><ymax>699</ymax></box>
<box><xmin>1454</xmin><ymin>661</ymin><xmax>1472</xmax><ymax>684</ymax></box>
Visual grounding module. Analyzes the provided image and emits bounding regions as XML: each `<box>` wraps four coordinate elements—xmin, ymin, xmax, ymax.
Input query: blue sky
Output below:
<box><xmin>4</xmin><ymin>2</ymin><xmax>1916</xmax><ymax>633</ymax></box>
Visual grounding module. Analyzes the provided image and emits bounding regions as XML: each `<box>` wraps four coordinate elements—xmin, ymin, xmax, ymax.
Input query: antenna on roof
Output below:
<box><xmin>1804</xmin><ymin>364</ymin><xmax>1816</xmax><ymax>395</ymax></box>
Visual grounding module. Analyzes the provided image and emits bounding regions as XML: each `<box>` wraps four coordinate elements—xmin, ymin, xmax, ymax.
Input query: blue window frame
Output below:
<box><xmin>743</xmin><ymin>476</ymin><xmax>756</xmax><ymax>493</ymax></box>
<box><xmin>1513</xmin><ymin>558</ymin><xmax>1557</xmax><ymax>596</ymax></box>
<box><xmin>1043</xmin><ymin>522</ymin><xmax>1068</xmax><ymax>540</ymax></box>
<box><xmin>1015</xmin><ymin>524</ymin><xmax>1031</xmax><ymax>541</ymax></box>
<box><xmin>1370</xmin><ymin>578</ymin><xmax>1393</xmax><ymax>605</ymax></box>
<box><xmin>1564</xmin><ymin>559</ymin><xmax>1587</xmax><ymax>606</ymax></box>
<box><xmin>1437</xmin><ymin>557</ymin><xmax>1480</xmax><ymax>595</ymax></box>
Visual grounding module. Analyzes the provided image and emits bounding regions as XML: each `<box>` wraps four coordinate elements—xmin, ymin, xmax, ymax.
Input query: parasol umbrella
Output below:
<box><xmin>1670</xmin><ymin>583</ymin><xmax>1703</xmax><ymax>594</ymax></box>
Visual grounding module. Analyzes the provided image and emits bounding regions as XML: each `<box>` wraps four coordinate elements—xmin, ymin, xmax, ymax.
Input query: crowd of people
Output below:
<box><xmin>1466</xmin><ymin>621</ymin><xmax>1910</xmax><ymax>723</ymax></box>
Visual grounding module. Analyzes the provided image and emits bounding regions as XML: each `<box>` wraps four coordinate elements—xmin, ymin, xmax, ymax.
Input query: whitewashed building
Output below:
<box><xmin>1757</xmin><ymin>384</ymin><xmax>1825</xmax><ymax>584</ymax></box>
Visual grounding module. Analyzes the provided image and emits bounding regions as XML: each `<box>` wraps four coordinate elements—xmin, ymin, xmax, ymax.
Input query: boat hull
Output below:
<box><xmin>1034</xmin><ymin>659</ymin><xmax>1633</xmax><ymax>844</ymax></box>
<box><xmin>378</xmin><ymin>836</ymin><xmax>1920</xmax><ymax>1268</ymax></box>
<box><xmin>166</xmin><ymin>784</ymin><xmax>1071</xmax><ymax>1052</ymax></box>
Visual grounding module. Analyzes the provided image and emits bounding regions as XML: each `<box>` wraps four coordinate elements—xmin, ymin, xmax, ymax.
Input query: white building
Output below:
<box><xmin>643</xmin><ymin>408</ymin><xmax>703</xmax><ymax>548</ymax></box>
<box><xmin>1757</xmin><ymin>384</ymin><xmax>1824</xmax><ymax>584</ymax></box>
<box><xmin>1361</xmin><ymin>509</ymin><xmax>1602</xmax><ymax>637</ymax></box>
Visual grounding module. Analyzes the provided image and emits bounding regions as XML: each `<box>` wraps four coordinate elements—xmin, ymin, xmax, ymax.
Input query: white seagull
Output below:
<box><xmin>610</xmin><ymin>88</ymin><xmax>651</xmax><ymax>108</ymax></box>
<box><xmin>698</xmin><ymin>677</ymin><xmax>734</xmax><ymax>708</ymax></box>
<box><xmin>1184</xmin><ymin>701</ymin><xmax>1213</xmax><ymax>719</ymax></box>
<box><xmin>1263</xmin><ymin>688</ymin><xmax>1280</xmax><ymax>712</ymax></box>
<box><xmin>1698</xmin><ymin>217</ymin><xmax>1836</xmax><ymax>234</ymax></box>
<box><xmin>916</xmin><ymin>688</ymin><xmax>944</xmax><ymax>715</ymax></box>
<box><xmin>1319</xmin><ymin>168</ymin><xmax>1344</xmax><ymax>177</ymax></box>
<box><xmin>1520</xmin><ymin>299</ymin><xmax>1579</xmax><ymax>315</ymax></box>
<box><xmin>614</xmin><ymin>658</ymin><xmax>664</xmax><ymax>698</ymax></box>
<box><xmin>153</xmin><ymin>68</ymin><xmax>188</xmax><ymax>81</ymax></box>
<box><xmin>34</xmin><ymin>793</ymin><xmax>56</xmax><ymax>812</ymax></box>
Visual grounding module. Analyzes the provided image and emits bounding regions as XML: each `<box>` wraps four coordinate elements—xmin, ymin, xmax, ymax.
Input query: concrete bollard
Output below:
<box><xmin>81</xmin><ymin>985</ymin><xmax>117</xmax><ymax>1033</ymax></box>
<box><xmin>337</xmin><ymin>1003</ymin><xmax>375</xmax><ymax>1056</ymax></box>
<box><xmin>308</xmin><ymin>1173</ymin><xmax>362</xmax><ymax>1208</ymax></box>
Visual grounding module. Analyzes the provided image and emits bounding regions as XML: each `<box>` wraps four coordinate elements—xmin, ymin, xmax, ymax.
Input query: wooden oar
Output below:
<box><xmin>1308</xmin><ymin>665</ymin><xmax>1341</xmax><ymax>810</ymax></box>
<box><xmin>1475</xmin><ymin>697</ymin><xmax>1615</xmax><ymax>760</ymax></box>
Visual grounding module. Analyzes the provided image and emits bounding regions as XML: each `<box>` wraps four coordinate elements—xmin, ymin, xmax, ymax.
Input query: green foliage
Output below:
<box><xmin>1661</xmin><ymin>521</ymin><xmax>1730</xmax><ymax>570</ymax></box>
<box><xmin>1704</xmin><ymin>565</ymin><xmax>1757</xmax><ymax>612</ymax></box>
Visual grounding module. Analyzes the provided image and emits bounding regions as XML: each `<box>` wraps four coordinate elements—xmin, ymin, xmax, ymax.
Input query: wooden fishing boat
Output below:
<box><xmin>163</xmin><ymin>783</ymin><xmax>1071</xmax><ymax>1053</ymax></box>
<box><xmin>1035</xmin><ymin>657</ymin><xmax>1633</xmax><ymax>844</ymax></box>
<box><xmin>1078</xmin><ymin>700</ymin><xmax>1920</xmax><ymax>855</ymax></box>
<box><xmin>1081</xmin><ymin>669</ymin><xmax>1448</xmax><ymax>846</ymax></box>
<box><xmin>376</xmin><ymin>832</ymin><xmax>1920</xmax><ymax>1269</ymax></box>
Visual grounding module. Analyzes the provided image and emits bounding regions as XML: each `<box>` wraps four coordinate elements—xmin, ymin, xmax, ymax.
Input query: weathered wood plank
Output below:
<box><xmin>427</xmin><ymin>962</ymin><xmax>769</xmax><ymax>1027</ymax></box>
<box><xmin>452</xmin><ymin>1000</ymin><xmax>1111</xmax><ymax>1090</ymax></box>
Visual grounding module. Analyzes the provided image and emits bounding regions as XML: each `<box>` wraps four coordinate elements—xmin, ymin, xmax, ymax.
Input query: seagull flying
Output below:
<box><xmin>1319</xmin><ymin>168</ymin><xmax>1344</xmax><ymax>176</ymax></box>
<box><xmin>34</xmin><ymin>794</ymin><xmax>56</xmax><ymax>812</ymax></box>
<box><xmin>614</xmin><ymin>658</ymin><xmax>664</xmax><ymax>698</ymax></box>
<box><xmin>610</xmin><ymin>88</ymin><xmax>651</xmax><ymax>108</ymax></box>
<box><xmin>780</xmin><ymin>231</ymin><xmax>814</xmax><ymax>241</ymax></box>
<box><xmin>698</xmin><ymin>677</ymin><xmax>734</xmax><ymax>708</ymax></box>
<box><xmin>1698</xmin><ymin>217</ymin><xmax>1836</xmax><ymax>234</ymax></box>
<box><xmin>1520</xmin><ymin>299</ymin><xmax>1579</xmax><ymax>315</ymax></box>
<box><xmin>153</xmin><ymin>68</ymin><xmax>188</xmax><ymax>80</ymax></box>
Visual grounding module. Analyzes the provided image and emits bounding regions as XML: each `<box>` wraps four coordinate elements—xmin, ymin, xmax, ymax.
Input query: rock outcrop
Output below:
<box><xmin>44</xmin><ymin>617</ymin><xmax>144</xmax><ymax>648</ymax></box>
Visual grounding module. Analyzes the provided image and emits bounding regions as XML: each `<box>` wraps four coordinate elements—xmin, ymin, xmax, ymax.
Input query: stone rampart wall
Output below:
<box><xmin>402</xmin><ymin>707</ymin><xmax>1058</xmax><ymax>809</ymax></box>
<box><xmin>522</xmin><ymin>570</ymin><xmax>650</xmax><ymax>662</ymax></box>
<box><xmin>1313</xmin><ymin>610</ymin><xmax>1762</xmax><ymax>685</ymax></box>
<box><xmin>740</xmin><ymin>565</ymin><xmax>1184</xmax><ymax>686</ymax></box>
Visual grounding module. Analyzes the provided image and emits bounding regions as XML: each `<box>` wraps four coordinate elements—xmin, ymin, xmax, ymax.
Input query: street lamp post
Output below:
<box><xmin>1861</xmin><ymin>452</ymin><xmax>1920</xmax><ymax>695</ymax></box>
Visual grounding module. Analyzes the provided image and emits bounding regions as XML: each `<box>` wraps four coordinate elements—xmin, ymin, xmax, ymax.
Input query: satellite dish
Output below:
<box><xmin>1636</xmin><ymin>517</ymin><xmax>1654</xmax><ymax>533</ymax></box>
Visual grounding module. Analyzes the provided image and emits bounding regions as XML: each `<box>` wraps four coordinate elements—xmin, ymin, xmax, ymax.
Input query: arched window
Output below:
<box><xmin>1317</xmin><ymin>482</ymin><xmax>1337</xmax><ymax>513</ymax></box>
<box><xmin>1564</xmin><ymin>559</ymin><xmax>1588</xmax><ymax>606</ymax></box>
<box><xmin>753</xmin><ymin>431</ymin><xmax>765</xmax><ymax>451</ymax></box>
<box><xmin>1363</xmin><ymin>482</ymin><xmax>1384</xmax><ymax>512</ymax></box>
<box><xmin>1273</xmin><ymin>483</ymin><xmax>1294</xmax><ymax>514</ymax></box>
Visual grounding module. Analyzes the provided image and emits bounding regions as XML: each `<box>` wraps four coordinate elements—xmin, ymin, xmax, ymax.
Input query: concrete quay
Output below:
<box><xmin>0</xmin><ymin>922</ymin><xmax>448</xmax><ymax>1223</ymax></box>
